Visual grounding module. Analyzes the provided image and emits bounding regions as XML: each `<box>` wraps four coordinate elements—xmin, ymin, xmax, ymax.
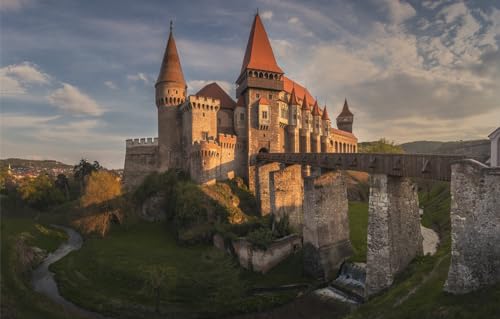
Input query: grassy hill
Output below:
<box><xmin>400</xmin><ymin>140</ymin><xmax>490</xmax><ymax>161</ymax></box>
<box><xmin>0</xmin><ymin>158</ymin><xmax>73</xmax><ymax>169</ymax></box>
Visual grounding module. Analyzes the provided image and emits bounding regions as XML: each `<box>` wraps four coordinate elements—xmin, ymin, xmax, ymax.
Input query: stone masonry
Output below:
<box><xmin>269</xmin><ymin>164</ymin><xmax>304</xmax><ymax>232</ymax></box>
<box><xmin>303</xmin><ymin>171</ymin><xmax>353</xmax><ymax>280</ymax></box>
<box><xmin>444</xmin><ymin>160</ymin><xmax>500</xmax><ymax>294</ymax></box>
<box><xmin>365</xmin><ymin>174</ymin><xmax>423</xmax><ymax>297</ymax></box>
<box><xmin>256</xmin><ymin>162</ymin><xmax>281</xmax><ymax>216</ymax></box>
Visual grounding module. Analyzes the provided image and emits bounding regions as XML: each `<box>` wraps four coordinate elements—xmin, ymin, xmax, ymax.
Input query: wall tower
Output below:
<box><xmin>156</xmin><ymin>22</ymin><xmax>187</xmax><ymax>171</ymax></box>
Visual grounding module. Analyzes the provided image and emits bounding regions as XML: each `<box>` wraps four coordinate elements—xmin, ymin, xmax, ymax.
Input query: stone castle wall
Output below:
<box><xmin>123</xmin><ymin>138</ymin><xmax>159</xmax><ymax>190</ymax></box>
<box><xmin>444</xmin><ymin>160</ymin><xmax>500</xmax><ymax>294</ymax></box>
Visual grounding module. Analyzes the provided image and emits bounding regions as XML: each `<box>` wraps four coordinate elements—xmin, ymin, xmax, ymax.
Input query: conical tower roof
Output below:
<box><xmin>240</xmin><ymin>14</ymin><xmax>283</xmax><ymax>75</ymax></box>
<box><xmin>301</xmin><ymin>94</ymin><xmax>310</xmax><ymax>111</ymax></box>
<box><xmin>322</xmin><ymin>106</ymin><xmax>330</xmax><ymax>120</ymax></box>
<box><xmin>156</xmin><ymin>23</ymin><xmax>186</xmax><ymax>86</ymax></box>
<box><xmin>338</xmin><ymin>98</ymin><xmax>353</xmax><ymax>117</ymax></box>
<box><xmin>289</xmin><ymin>87</ymin><xmax>299</xmax><ymax>105</ymax></box>
<box><xmin>312</xmin><ymin>100</ymin><xmax>321</xmax><ymax>116</ymax></box>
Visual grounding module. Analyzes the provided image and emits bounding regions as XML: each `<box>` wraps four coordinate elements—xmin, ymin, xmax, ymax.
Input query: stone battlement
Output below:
<box><xmin>181</xmin><ymin>95</ymin><xmax>221</xmax><ymax>112</ymax></box>
<box><xmin>126</xmin><ymin>137</ymin><xmax>159</xmax><ymax>147</ymax></box>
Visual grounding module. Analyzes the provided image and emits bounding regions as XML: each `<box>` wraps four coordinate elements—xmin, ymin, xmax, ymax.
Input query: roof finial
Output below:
<box><xmin>170</xmin><ymin>20</ymin><xmax>173</xmax><ymax>33</ymax></box>
<box><xmin>256</xmin><ymin>8</ymin><xmax>259</xmax><ymax>15</ymax></box>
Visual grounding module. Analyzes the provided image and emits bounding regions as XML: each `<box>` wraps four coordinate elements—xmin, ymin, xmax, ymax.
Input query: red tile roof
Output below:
<box><xmin>196</xmin><ymin>82</ymin><xmax>236</xmax><ymax>110</ymax></box>
<box><xmin>236</xmin><ymin>95</ymin><xmax>245</xmax><ymax>107</ymax></box>
<box><xmin>283</xmin><ymin>76</ymin><xmax>315</xmax><ymax>108</ymax></box>
<box><xmin>312</xmin><ymin>100</ymin><xmax>321</xmax><ymax>116</ymax></box>
<box><xmin>332</xmin><ymin>128</ymin><xmax>357</xmax><ymax>139</ymax></box>
<box><xmin>289</xmin><ymin>87</ymin><xmax>299</xmax><ymax>105</ymax></box>
<box><xmin>156</xmin><ymin>30</ymin><xmax>185</xmax><ymax>85</ymax></box>
<box><xmin>322</xmin><ymin>106</ymin><xmax>330</xmax><ymax>120</ymax></box>
<box><xmin>240</xmin><ymin>14</ymin><xmax>283</xmax><ymax>74</ymax></box>
<box><xmin>258</xmin><ymin>97</ymin><xmax>270</xmax><ymax>105</ymax></box>
<box><xmin>301</xmin><ymin>94</ymin><xmax>310</xmax><ymax>111</ymax></box>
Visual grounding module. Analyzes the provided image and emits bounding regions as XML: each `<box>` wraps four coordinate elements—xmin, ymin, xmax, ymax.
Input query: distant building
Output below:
<box><xmin>123</xmin><ymin>13</ymin><xmax>358</xmax><ymax>189</ymax></box>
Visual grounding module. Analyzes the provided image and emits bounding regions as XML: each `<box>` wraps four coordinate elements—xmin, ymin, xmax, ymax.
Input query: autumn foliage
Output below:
<box><xmin>81</xmin><ymin>170</ymin><xmax>122</xmax><ymax>208</ymax></box>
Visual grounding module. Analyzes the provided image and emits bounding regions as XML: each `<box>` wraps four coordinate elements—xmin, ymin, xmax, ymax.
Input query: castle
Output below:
<box><xmin>123</xmin><ymin>13</ymin><xmax>358</xmax><ymax>190</ymax></box>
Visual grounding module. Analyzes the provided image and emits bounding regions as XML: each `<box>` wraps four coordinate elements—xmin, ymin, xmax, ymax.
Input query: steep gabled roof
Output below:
<box><xmin>240</xmin><ymin>14</ymin><xmax>283</xmax><ymax>75</ymax></box>
<box><xmin>338</xmin><ymin>98</ymin><xmax>354</xmax><ymax>117</ymax></box>
<box><xmin>156</xmin><ymin>28</ymin><xmax>185</xmax><ymax>86</ymax></box>
<box><xmin>322</xmin><ymin>106</ymin><xmax>330</xmax><ymax>120</ymax></box>
<box><xmin>196</xmin><ymin>82</ymin><xmax>236</xmax><ymax>110</ymax></box>
<box><xmin>312</xmin><ymin>100</ymin><xmax>321</xmax><ymax>116</ymax></box>
<box><xmin>236</xmin><ymin>95</ymin><xmax>245</xmax><ymax>107</ymax></box>
<box><xmin>289</xmin><ymin>87</ymin><xmax>299</xmax><ymax>105</ymax></box>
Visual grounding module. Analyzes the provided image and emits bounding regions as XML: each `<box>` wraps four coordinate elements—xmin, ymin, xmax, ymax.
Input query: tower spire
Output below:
<box><xmin>156</xmin><ymin>23</ymin><xmax>186</xmax><ymax>86</ymax></box>
<box><xmin>170</xmin><ymin>20</ymin><xmax>173</xmax><ymax>33</ymax></box>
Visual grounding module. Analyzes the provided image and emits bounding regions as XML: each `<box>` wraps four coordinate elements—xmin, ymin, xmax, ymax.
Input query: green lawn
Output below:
<box><xmin>51</xmin><ymin>221</ymin><xmax>313</xmax><ymax>318</ymax></box>
<box><xmin>0</xmin><ymin>196</ymin><xmax>77</xmax><ymax>319</ymax></box>
<box><xmin>347</xmin><ymin>201</ymin><xmax>369</xmax><ymax>262</ymax></box>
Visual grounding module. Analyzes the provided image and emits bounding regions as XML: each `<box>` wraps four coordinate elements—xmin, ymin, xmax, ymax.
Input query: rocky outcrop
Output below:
<box><xmin>444</xmin><ymin>160</ymin><xmax>500</xmax><ymax>294</ymax></box>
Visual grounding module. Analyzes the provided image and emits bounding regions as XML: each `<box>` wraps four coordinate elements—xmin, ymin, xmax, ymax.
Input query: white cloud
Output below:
<box><xmin>126</xmin><ymin>72</ymin><xmax>149</xmax><ymax>84</ymax></box>
<box><xmin>261</xmin><ymin>10</ymin><xmax>273</xmax><ymax>20</ymax></box>
<box><xmin>187</xmin><ymin>80</ymin><xmax>233</xmax><ymax>97</ymax></box>
<box><xmin>47</xmin><ymin>83</ymin><xmax>104</xmax><ymax>116</ymax></box>
<box><xmin>0</xmin><ymin>0</ymin><xmax>35</xmax><ymax>11</ymax></box>
<box><xmin>0</xmin><ymin>62</ymin><xmax>50</xmax><ymax>97</ymax></box>
<box><xmin>104</xmin><ymin>80</ymin><xmax>118</xmax><ymax>89</ymax></box>
<box><xmin>380</xmin><ymin>0</ymin><xmax>416</xmax><ymax>24</ymax></box>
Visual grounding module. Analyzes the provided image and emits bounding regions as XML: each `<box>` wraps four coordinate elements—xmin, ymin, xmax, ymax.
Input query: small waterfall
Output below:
<box><xmin>314</xmin><ymin>262</ymin><xmax>366</xmax><ymax>304</ymax></box>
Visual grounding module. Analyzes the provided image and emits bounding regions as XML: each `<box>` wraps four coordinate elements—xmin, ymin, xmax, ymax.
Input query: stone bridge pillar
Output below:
<box><xmin>444</xmin><ymin>160</ymin><xmax>500</xmax><ymax>294</ymax></box>
<box><xmin>303</xmin><ymin>171</ymin><xmax>353</xmax><ymax>280</ymax></box>
<box><xmin>365</xmin><ymin>174</ymin><xmax>423</xmax><ymax>297</ymax></box>
<box><xmin>256</xmin><ymin>162</ymin><xmax>281</xmax><ymax>216</ymax></box>
<box><xmin>270</xmin><ymin>165</ymin><xmax>304</xmax><ymax>232</ymax></box>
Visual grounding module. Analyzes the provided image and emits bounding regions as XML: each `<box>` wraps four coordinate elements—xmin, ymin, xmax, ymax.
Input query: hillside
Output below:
<box><xmin>0</xmin><ymin>158</ymin><xmax>73</xmax><ymax>169</ymax></box>
<box><xmin>400</xmin><ymin>140</ymin><xmax>490</xmax><ymax>162</ymax></box>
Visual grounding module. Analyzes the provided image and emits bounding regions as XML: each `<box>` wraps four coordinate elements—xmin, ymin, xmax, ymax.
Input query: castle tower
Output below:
<box><xmin>300</xmin><ymin>94</ymin><xmax>311</xmax><ymax>153</ymax></box>
<box><xmin>321</xmin><ymin>106</ymin><xmax>331</xmax><ymax>152</ymax></box>
<box><xmin>156</xmin><ymin>21</ymin><xmax>187</xmax><ymax>171</ymax></box>
<box><xmin>287</xmin><ymin>87</ymin><xmax>300</xmax><ymax>152</ymax></box>
<box><xmin>311</xmin><ymin>100</ymin><xmax>321</xmax><ymax>152</ymax></box>
<box><xmin>336</xmin><ymin>98</ymin><xmax>354</xmax><ymax>133</ymax></box>
<box><xmin>236</xmin><ymin>13</ymin><xmax>285</xmax><ymax>191</ymax></box>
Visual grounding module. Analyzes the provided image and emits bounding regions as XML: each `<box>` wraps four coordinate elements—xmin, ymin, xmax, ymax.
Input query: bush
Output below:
<box><xmin>81</xmin><ymin>170</ymin><xmax>121</xmax><ymax>208</ymax></box>
<box><xmin>247</xmin><ymin>227</ymin><xmax>275</xmax><ymax>250</ymax></box>
<box><xmin>17</xmin><ymin>174</ymin><xmax>65</xmax><ymax>210</ymax></box>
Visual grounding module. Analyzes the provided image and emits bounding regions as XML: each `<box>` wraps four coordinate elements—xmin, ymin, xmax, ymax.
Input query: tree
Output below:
<box><xmin>358</xmin><ymin>138</ymin><xmax>405</xmax><ymax>154</ymax></box>
<box><xmin>55</xmin><ymin>173</ymin><xmax>70</xmax><ymax>200</ymax></box>
<box><xmin>73</xmin><ymin>159</ymin><xmax>102</xmax><ymax>192</ymax></box>
<box><xmin>0</xmin><ymin>165</ymin><xmax>13</xmax><ymax>195</ymax></box>
<box><xmin>18</xmin><ymin>174</ymin><xmax>64</xmax><ymax>210</ymax></box>
<box><xmin>81</xmin><ymin>170</ymin><xmax>121</xmax><ymax>207</ymax></box>
<box><xmin>142</xmin><ymin>265</ymin><xmax>176</xmax><ymax>314</ymax></box>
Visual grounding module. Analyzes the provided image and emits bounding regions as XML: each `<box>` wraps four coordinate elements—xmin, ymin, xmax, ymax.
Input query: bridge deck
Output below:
<box><xmin>257</xmin><ymin>153</ymin><xmax>467</xmax><ymax>181</ymax></box>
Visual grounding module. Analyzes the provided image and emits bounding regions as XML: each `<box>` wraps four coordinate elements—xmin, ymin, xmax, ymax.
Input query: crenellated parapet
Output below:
<box><xmin>218</xmin><ymin>133</ymin><xmax>237</xmax><ymax>149</ymax></box>
<box><xmin>181</xmin><ymin>95</ymin><xmax>220</xmax><ymax>113</ymax></box>
<box><xmin>126</xmin><ymin>137</ymin><xmax>159</xmax><ymax>147</ymax></box>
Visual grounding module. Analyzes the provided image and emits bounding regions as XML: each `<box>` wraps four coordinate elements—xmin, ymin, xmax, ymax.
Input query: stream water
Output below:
<box><xmin>32</xmin><ymin>225</ymin><xmax>108</xmax><ymax>319</ymax></box>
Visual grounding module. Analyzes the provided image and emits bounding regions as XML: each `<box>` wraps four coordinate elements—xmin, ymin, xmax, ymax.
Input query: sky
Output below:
<box><xmin>1</xmin><ymin>0</ymin><xmax>499</xmax><ymax>168</ymax></box>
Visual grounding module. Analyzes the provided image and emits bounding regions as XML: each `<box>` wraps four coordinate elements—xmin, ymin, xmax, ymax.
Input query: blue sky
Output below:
<box><xmin>1</xmin><ymin>0</ymin><xmax>499</xmax><ymax>168</ymax></box>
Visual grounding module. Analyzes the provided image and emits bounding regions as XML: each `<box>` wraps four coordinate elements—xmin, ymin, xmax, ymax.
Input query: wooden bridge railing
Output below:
<box><xmin>256</xmin><ymin>152</ymin><xmax>467</xmax><ymax>181</ymax></box>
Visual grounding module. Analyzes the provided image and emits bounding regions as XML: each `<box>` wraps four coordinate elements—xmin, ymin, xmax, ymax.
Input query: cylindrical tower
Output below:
<box><xmin>156</xmin><ymin>21</ymin><xmax>187</xmax><ymax>171</ymax></box>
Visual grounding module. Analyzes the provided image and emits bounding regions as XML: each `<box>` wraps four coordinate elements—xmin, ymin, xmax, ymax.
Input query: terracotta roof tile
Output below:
<box><xmin>240</xmin><ymin>14</ymin><xmax>283</xmax><ymax>74</ymax></box>
<box><xmin>322</xmin><ymin>106</ymin><xmax>330</xmax><ymax>120</ymax></box>
<box><xmin>312</xmin><ymin>100</ymin><xmax>321</xmax><ymax>116</ymax></box>
<box><xmin>283</xmin><ymin>76</ymin><xmax>315</xmax><ymax>108</ymax></box>
<box><xmin>156</xmin><ymin>30</ymin><xmax>185</xmax><ymax>85</ymax></box>
<box><xmin>258</xmin><ymin>97</ymin><xmax>270</xmax><ymax>105</ymax></box>
<box><xmin>301</xmin><ymin>94</ymin><xmax>310</xmax><ymax>111</ymax></box>
<box><xmin>289</xmin><ymin>87</ymin><xmax>299</xmax><ymax>105</ymax></box>
<box><xmin>196</xmin><ymin>82</ymin><xmax>236</xmax><ymax>110</ymax></box>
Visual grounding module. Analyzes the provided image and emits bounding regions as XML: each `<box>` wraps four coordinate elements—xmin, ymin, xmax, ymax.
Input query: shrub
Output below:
<box><xmin>81</xmin><ymin>170</ymin><xmax>121</xmax><ymax>208</ymax></box>
<box><xmin>17</xmin><ymin>174</ymin><xmax>65</xmax><ymax>210</ymax></box>
<box><xmin>246</xmin><ymin>227</ymin><xmax>275</xmax><ymax>250</ymax></box>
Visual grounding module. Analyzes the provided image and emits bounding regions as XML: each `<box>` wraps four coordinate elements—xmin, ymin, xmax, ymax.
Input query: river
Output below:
<box><xmin>32</xmin><ymin>225</ymin><xmax>108</xmax><ymax>319</ymax></box>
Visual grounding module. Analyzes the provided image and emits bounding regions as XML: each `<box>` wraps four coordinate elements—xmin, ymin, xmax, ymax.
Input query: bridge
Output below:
<box><xmin>257</xmin><ymin>152</ymin><xmax>466</xmax><ymax>181</ymax></box>
<box><xmin>253</xmin><ymin>152</ymin><xmax>500</xmax><ymax>298</ymax></box>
